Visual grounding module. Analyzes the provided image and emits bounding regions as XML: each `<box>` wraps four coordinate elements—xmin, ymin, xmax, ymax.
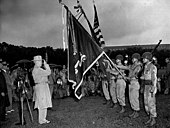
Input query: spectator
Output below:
<box><xmin>48</xmin><ymin>68</ymin><xmax>56</xmax><ymax>99</ymax></box>
<box><xmin>164</xmin><ymin>57</ymin><xmax>170</xmax><ymax>94</ymax></box>
<box><xmin>59</xmin><ymin>65</ymin><xmax>69</xmax><ymax>96</ymax></box>
<box><xmin>0</xmin><ymin>59</ymin><xmax>10</xmax><ymax>121</ymax></box>
<box><xmin>2</xmin><ymin>62</ymin><xmax>15</xmax><ymax>114</ymax></box>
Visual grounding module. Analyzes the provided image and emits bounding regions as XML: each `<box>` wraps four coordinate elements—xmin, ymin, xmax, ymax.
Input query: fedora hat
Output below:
<box><xmin>0</xmin><ymin>58</ymin><xmax>2</xmax><ymax>63</ymax></box>
<box><xmin>33</xmin><ymin>55</ymin><xmax>43</xmax><ymax>61</ymax></box>
<box><xmin>2</xmin><ymin>61</ymin><xmax>7</xmax><ymax>66</ymax></box>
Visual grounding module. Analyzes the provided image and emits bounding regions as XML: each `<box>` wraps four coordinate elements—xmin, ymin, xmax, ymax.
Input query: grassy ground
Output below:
<box><xmin>1</xmin><ymin>94</ymin><xmax>170</xmax><ymax>128</ymax></box>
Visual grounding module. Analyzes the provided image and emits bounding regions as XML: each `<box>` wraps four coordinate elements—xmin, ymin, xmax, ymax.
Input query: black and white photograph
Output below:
<box><xmin>0</xmin><ymin>0</ymin><xmax>170</xmax><ymax>128</ymax></box>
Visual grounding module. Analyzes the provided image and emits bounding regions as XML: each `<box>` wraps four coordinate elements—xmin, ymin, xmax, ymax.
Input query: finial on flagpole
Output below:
<box><xmin>58</xmin><ymin>0</ymin><xmax>62</xmax><ymax>3</ymax></box>
<box><xmin>58</xmin><ymin>0</ymin><xmax>65</xmax><ymax>6</ymax></box>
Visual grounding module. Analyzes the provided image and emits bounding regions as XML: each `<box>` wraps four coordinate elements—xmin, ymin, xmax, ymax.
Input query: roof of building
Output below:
<box><xmin>104</xmin><ymin>44</ymin><xmax>170</xmax><ymax>51</ymax></box>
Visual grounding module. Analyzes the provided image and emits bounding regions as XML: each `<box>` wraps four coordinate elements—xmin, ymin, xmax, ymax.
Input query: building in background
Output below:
<box><xmin>104</xmin><ymin>44</ymin><xmax>170</xmax><ymax>52</ymax></box>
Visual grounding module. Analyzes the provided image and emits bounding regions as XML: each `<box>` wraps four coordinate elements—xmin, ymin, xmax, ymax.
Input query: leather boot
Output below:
<box><xmin>129</xmin><ymin>111</ymin><xmax>135</xmax><ymax>117</ymax></box>
<box><xmin>110</xmin><ymin>103</ymin><xmax>118</xmax><ymax>108</ymax></box>
<box><xmin>103</xmin><ymin>100</ymin><xmax>110</xmax><ymax>105</ymax></box>
<box><xmin>103</xmin><ymin>100</ymin><xmax>108</xmax><ymax>105</ymax></box>
<box><xmin>119</xmin><ymin>106</ymin><xmax>125</xmax><ymax>113</ymax></box>
<box><xmin>132</xmin><ymin>111</ymin><xmax>139</xmax><ymax>118</ymax></box>
<box><xmin>149</xmin><ymin>117</ymin><xmax>156</xmax><ymax>126</ymax></box>
<box><xmin>107</xmin><ymin>100</ymin><xmax>111</xmax><ymax>106</ymax></box>
<box><xmin>109</xmin><ymin>101</ymin><xmax>114</xmax><ymax>108</ymax></box>
<box><xmin>144</xmin><ymin>117</ymin><xmax>151</xmax><ymax>125</ymax></box>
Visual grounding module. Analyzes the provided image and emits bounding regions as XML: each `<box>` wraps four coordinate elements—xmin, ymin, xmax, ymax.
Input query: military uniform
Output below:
<box><xmin>128</xmin><ymin>53</ymin><xmax>142</xmax><ymax>118</ymax></box>
<box><xmin>109</xmin><ymin>73</ymin><xmax>117</xmax><ymax>106</ymax></box>
<box><xmin>164</xmin><ymin>58</ymin><xmax>170</xmax><ymax>94</ymax></box>
<box><xmin>142</xmin><ymin>52</ymin><xmax>157</xmax><ymax>126</ymax></box>
<box><xmin>101</xmin><ymin>59</ymin><xmax>111</xmax><ymax>105</ymax></box>
<box><xmin>115</xmin><ymin>55</ymin><xmax>126</xmax><ymax>113</ymax></box>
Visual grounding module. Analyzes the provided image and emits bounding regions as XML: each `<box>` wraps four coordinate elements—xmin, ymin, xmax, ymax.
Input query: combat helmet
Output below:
<box><xmin>142</xmin><ymin>52</ymin><xmax>152</xmax><ymax>61</ymax></box>
<box><xmin>132</xmin><ymin>53</ymin><xmax>141</xmax><ymax>60</ymax></box>
<box><xmin>116</xmin><ymin>54</ymin><xmax>124</xmax><ymax>61</ymax></box>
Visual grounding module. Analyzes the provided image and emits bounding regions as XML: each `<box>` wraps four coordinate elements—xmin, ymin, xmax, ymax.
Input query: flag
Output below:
<box><xmin>65</xmin><ymin>6</ymin><xmax>105</xmax><ymax>99</ymax></box>
<box><xmin>93</xmin><ymin>3</ymin><xmax>105</xmax><ymax>48</ymax></box>
<box><xmin>45</xmin><ymin>51</ymin><xmax>48</xmax><ymax>63</ymax></box>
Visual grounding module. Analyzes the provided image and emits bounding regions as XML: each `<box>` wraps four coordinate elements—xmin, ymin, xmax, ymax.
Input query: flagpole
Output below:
<box><xmin>103</xmin><ymin>52</ymin><xmax>126</xmax><ymax>80</ymax></box>
<box><xmin>73</xmin><ymin>1</ymin><xmax>126</xmax><ymax>80</ymax></box>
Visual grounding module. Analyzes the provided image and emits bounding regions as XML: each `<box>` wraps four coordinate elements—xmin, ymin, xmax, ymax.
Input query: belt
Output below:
<box><xmin>35</xmin><ymin>82</ymin><xmax>48</xmax><ymax>85</ymax></box>
<box><xmin>144</xmin><ymin>80</ymin><xmax>152</xmax><ymax>85</ymax></box>
<box><xmin>130</xmin><ymin>78</ymin><xmax>138</xmax><ymax>81</ymax></box>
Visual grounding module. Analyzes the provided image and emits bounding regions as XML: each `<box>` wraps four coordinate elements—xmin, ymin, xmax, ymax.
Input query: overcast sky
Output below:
<box><xmin>1</xmin><ymin>0</ymin><xmax>170</xmax><ymax>49</ymax></box>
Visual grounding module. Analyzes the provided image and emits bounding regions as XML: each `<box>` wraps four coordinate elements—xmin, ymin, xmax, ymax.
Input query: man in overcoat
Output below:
<box><xmin>32</xmin><ymin>55</ymin><xmax>52</xmax><ymax>124</ymax></box>
<box><xmin>0</xmin><ymin>59</ymin><xmax>10</xmax><ymax>121</ymax></box>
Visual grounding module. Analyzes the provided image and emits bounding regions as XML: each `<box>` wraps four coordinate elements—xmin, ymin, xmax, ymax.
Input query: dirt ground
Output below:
<box><xmin>1</xmin><ymin>93</ymin><xmax>170</xmax><ymax>128</ymax></box>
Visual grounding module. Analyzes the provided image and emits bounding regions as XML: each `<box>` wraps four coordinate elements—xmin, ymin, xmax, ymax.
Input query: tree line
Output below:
<box><xmin>0</xmin><ymin>42</ymin><xmax>170</xmax><ymax>68</ymax></box>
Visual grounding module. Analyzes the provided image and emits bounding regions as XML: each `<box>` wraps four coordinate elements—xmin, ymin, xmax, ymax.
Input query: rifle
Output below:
<box><xmin>151</xmin><ymin>39</ymin><xmax>162</xmax><ymax>54</ymax></box>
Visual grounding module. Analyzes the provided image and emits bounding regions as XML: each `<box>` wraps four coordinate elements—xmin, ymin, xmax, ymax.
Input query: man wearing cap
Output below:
<box><xmin>106</xmin><ymin>59</ymin><xmax>119</xmax><ymax>108</ymax></box>
<box><xmin>0</xmin><ymin>59</ymin><xmax>10</xmax><ymax>121</ymax></box>
<box><xmin>32</xmin><ymin>55</ymin><xmax>52</xmax><ymax>124</ymax></box>
<box><xmin>115</xmin><ymin>54</ymin><xmax>126</xmax><ymax>113</ymax></box>
<box><xmin>117</xmin><ymin>53</ymin><xmax>142</xmax><ymax>118</ymax></box>
<box><xmin>141</xmin><ymin>52</ymin><xmax>157</xmax><ymax>126</ymax></box>
<box><xmin>101</xmin><ymin>58</ymin><xmax>112</xmax><ymax>106</ymax></box>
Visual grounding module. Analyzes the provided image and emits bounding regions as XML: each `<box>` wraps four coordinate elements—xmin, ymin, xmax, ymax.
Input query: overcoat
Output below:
<box><xmin>0</xmin><ymin>69</ymin><xmax>10</xmax><ymax>107</ymax></box>
<box><xmin>32</xmin><ymin>64</ymin><xmax>52</xmax><ymax>109</ymax></box>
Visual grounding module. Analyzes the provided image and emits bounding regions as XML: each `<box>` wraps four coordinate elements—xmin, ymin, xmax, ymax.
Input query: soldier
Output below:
<box><xmin>115</xmin><ymin>55</ymin><xmax>126</xmax><ymax>113</ymax></box>
<box><xmin>106</xmin><ymin>59</ymin><xmax>119</xmax><ymax>108</ymax></box>
<box><xmin>117</xmin><ymin>53</ymin><xmax>142</xmax><ymax>118</ymax></box>
<box><xmin>152</xmin><ymin>57</ymin><xmax>161</xmax><ymax>93</ymax></box>
<box><xmin>141</xmin><ymin>52</ymin><xmax>157</xmax><ymax>126</ymax></box>
<box><xmin>101</xmin><ymin>59</ymin><xmax>111</xmax><ymax>106</ymax></box>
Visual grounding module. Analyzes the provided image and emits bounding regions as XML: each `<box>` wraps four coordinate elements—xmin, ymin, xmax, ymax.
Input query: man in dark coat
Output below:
<box><xmin>0</xmin><ymin>59</ymin><xmax>10</xmax><ymax>121</ymax></box>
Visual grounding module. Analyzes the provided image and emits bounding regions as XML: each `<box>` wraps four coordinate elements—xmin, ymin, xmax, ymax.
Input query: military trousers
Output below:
<box><xmin>116</xmin><ymin>79</ymin><xmax>126</xmax><ymax>106</ymax></box>
<box><xmin>102</xmin><ymin>80</ymin><xmax>110</xmax><ymax>100</ymax></box>
<box><xmin>110</xmin><ymin>79</ymin><xmax>117</xmax><ymax>104</ymax></box>
<box><xmin>129</xmin><ymin>79</ymin><xmax>140</xmax><ymax>111</ymax></box>
<box><xmin>144</xmin><ymin>85</ymin><xmax>157</xmax><ymax>117</ymax></box>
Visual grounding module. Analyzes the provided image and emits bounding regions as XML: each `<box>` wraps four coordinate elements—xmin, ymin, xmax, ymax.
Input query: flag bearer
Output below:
<box><xmin>101</xmin><ymin>59</ymin><xmax>111</xmax><ymax>106</ymax></box>
<box><xmin>117</xmin><ymin>53</ymin><xmax>142</xmax><ymax>118</ymax></box>
<box><xmin>115</xmin><ymin>55</ymin><xmax>126</xmax><ymax>113</ymax></box>
<box><xmin>106</xmin><ymin>59</ymin><xmax>119</xmax><ymax>108</ymax></box>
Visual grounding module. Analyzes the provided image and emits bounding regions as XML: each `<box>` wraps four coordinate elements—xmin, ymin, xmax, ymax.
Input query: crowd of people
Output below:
<box><xmin>0</xmin><ymin>52</ymin><xmax>170</xmax><ymax>126</ymax></box>
<box><xmin>0</xmin><ymin>56</ymin><xmax>70</xmax><ymax>124</ymax></box>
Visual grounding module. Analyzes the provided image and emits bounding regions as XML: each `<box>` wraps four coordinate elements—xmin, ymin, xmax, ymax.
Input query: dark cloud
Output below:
<box><xmin>1</xmin><ymin>0</ymin><xmax>170</xmax><ymax>48</ymax></box>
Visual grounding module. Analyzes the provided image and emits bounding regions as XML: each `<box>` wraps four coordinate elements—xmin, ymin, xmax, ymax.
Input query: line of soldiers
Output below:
<box><xmin>101</xmin><ymin>52</ymin><xmax>157</xmax><ymax>127</ymax></box>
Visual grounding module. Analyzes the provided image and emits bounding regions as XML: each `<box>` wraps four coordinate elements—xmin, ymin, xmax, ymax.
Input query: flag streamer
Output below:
<box><xmin>65</xmin><ymin>6</ymin><xmax>105</xmax><ymax>99</ymax></box>
<box><xmin>93</xmin><ymin>3</ymin><xmax>105</xmax><ymax>47</ymax></box>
